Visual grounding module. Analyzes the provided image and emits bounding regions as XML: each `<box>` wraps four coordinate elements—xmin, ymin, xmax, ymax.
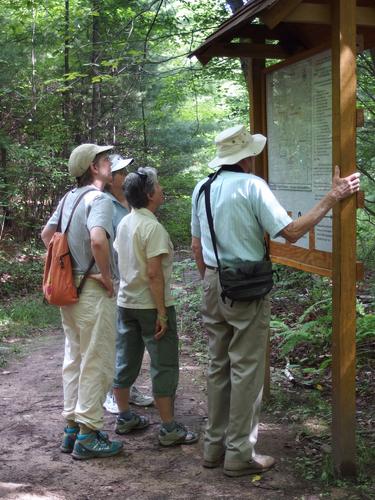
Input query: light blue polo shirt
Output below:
<box><xmin>191</xmin><ymin>170</ymin><xmax>292</xmax><ymax>267</ymax></box>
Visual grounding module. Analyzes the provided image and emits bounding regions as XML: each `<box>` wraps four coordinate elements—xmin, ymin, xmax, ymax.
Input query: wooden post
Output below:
<box><xmin>247</xmin><ymin>55</ymin><xmax>271</xmax><ymax>400</ymax></box>
<box><xmin>248</xmin><ymin>57</ymin><xmax>266</xmax><ymax>179</ymax></box>
<box><xmin>331</xmin><ymin>0</ymin><xmax>357</xmax><ymax>477</ymax></box>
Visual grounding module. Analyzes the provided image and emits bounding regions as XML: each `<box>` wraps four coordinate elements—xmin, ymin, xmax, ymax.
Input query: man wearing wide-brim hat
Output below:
<box><xmin>191</xmin><ymin>124</ymin><xmax>360</xmax><ymax>477</ymax></box>
<box><xmin>41</xmin><ymin>144</ymin><xmax>123</xmax><ymax>460</ymax></box>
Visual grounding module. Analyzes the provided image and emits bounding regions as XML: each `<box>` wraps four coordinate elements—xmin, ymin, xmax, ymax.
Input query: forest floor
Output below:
<box><xmin>1</xmin><ymin>332</ymin><xmax>373</xmax><ymax>499</ymax></box>
<box><xmin>0</xmin><ymin>329</ymin><xmax>339</xmax><ymax>500</ymax></box>
<box><xmin>0</xmin><ymin>258</ymin><xmax>374</xmax><ymax>499</ymax></box>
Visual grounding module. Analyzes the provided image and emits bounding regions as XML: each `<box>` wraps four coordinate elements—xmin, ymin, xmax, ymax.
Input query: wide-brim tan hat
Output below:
<box><xmin>109</xmin><ymin>154</ymin><xmax>134</xmax><ymax>173</ymax></box>
<box><xmin>208</xmin><ymin>124</ymin><xmax>267</xmax><ymax>169</ymax></box>
<box><xmin>68</xmin><ymin>144</ymin><xmax>113</xmax><ymax>177</ymax></box>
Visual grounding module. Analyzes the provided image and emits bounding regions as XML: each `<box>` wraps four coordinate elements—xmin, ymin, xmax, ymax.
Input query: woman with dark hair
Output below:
<box><xmin>113</xmin><ymin>167</ymin><xmax>198</xmax><ymax>446</ymax></box>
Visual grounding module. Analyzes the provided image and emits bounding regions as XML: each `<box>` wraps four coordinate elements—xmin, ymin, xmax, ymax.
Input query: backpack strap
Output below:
<box><xmin>64</xmin><ymin>188</ymin><xmax>98</xmax><ymax>233</ymax></box>
<box><xmin>59</xmin><ymin>187</ymin><xmax>99</xmax><ymax>291</ymax></box>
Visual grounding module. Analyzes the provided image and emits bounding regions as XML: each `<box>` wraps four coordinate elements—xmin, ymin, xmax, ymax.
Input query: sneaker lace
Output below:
<box><xmin>175</xmin><ymin>422</ymin><xmax>187</xmax><ymax>433</ymax></box>
<box><xmin>96</xmin><ymin>431</ymin><xmax>110</xmax><ymax>443</ymax></box>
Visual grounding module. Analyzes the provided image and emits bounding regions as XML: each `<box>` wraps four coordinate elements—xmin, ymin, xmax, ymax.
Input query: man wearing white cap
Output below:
<box><xmin>191</xmin><ymin>125</ymin><xmax>360</xmax><ymax>477</ymax></box>
<box><xmin>41</xmin><ymin>144</ymin><xmax>123</xmax><ymax>460</ymax></box>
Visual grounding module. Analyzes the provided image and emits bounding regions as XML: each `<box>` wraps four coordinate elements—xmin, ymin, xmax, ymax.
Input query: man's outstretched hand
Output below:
<box><xmin>331</xmin><ymin>165</ymin><xmax>360</xmax><ymax>201</ymax></box>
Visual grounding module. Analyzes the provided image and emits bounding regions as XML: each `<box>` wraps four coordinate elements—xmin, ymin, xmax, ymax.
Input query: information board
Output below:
<box><xmin>266</xmin><ymin>50</ymin><xmax>332</xmax><ymax>252</ymax></box>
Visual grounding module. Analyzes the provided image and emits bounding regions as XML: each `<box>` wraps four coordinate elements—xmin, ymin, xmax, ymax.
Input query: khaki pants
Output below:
<box><xmin>201</xmin><ymin>268</ymin><xmax>270</xmax><ymax>464</ymax></box>
<box><xmin>60</xmin><ymin>279</ymin><xmax>116</xmax><ymax>430</ymax></box>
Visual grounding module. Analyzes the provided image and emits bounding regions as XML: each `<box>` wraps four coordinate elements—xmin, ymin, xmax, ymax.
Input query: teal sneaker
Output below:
<box><xmin>60</xmin><ymin>426</ymin><xmax>79</xmax><ymax>453</ymax></box>
<box><xmin>115</xmin><ymin>412</ymin><xmax>150</xmax><ymax>435</ymax></box>
<box><xmin>159</xmin><ymin>422</ymin><xmax>199</xmax><ymax>447</ymax></box>
<box><xmin>71</xmin><ymin>431</ymin><xmax>123</xmax><ymax>460</ymax></box>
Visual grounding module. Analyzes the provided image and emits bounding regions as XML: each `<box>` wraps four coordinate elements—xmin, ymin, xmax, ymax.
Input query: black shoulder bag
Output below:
<box><xmin>201</xmin><ymin>167</ymin><xmax>274</xmax><ymax>303</ymax></box>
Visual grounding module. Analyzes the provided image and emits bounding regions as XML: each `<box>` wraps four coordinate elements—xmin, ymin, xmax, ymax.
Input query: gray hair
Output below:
<box><xmin>124</xmin><ymin>167</ymin><xmax>158</xmax><ymax>209</ymax></box>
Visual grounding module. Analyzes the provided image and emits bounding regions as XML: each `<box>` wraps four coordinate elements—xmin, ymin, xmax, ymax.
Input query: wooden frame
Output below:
<box><xmin>260</xmin><ymin>46</ymin><xmax>363</xmax><ymax>281</ymax></box>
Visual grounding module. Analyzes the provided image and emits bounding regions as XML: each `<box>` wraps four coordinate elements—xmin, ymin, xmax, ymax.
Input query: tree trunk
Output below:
<box><xmin>90</xmin><ymin>0</ymin><xmax>101</xmax><ymax>141</ymax></box>
<box><xmin>62</xmin><ymin>0</ymin><xmax>70</xmax><ymax>154</ymax></box>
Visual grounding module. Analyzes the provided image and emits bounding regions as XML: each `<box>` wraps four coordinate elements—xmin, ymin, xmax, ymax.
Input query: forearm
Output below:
<box><xmin>281</xmin><ymin>192</ymin><xmax>337</xmax><ymax>243</ymax></box>
<box><xmin>191</xmin><ymin>236</ymin><xmax>206</xmax><ymax>278</ymax></box>
<box><xmin>148</xmin><ymin>272</ymin><xmax>166</xmax><ymax>316</ymax></box>
<box><xmin>281</xmin><ymin>166</ymin><xmax>360</xmax><ymax>243</ymax></box>
<box><xmin>90</xmin><ymin>228</ymin><xmax>112</xmax><ymax>279</ymax></box>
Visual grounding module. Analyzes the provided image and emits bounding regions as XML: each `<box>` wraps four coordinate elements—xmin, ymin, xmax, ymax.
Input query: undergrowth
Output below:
<box><xmin>0</xmin><ymin>242</ymin><xmax>61</xmax><ymax>366</ymax></box>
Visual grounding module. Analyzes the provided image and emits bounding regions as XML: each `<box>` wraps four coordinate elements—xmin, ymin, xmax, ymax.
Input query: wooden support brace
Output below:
<box><xmin>260</xmin><ymin>0</ymin><xmax>304</xmax><ymax>30</ymax></box>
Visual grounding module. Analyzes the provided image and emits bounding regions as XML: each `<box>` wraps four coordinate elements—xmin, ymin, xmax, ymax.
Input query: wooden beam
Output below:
<box><xmin>357</xmin><ymin>6</ymin><xmax>375</xmax><ymax>27</ymax></box>
<box><xmin>261</xmin><ymin>0</ymin><xmax>304</xmax><ymax>30</ymax></box>
<box><xmin>331</xmin><ymin>0</ymin><xmax>357</xmax><ymax>478</ymax></box>
<box><xmin>284</xmin><ymin>3</ymin><xmax>375</xmax><ymax>27</ymax></box>
<box><xmin>204</xmin><ymin>42</ymin><xmax>288</xmax><ymax>60</ymax></box>
<box><xmin>285</xmin><ymin>3</ymin><xmax>331</xmax><ymax>24</ymax></box>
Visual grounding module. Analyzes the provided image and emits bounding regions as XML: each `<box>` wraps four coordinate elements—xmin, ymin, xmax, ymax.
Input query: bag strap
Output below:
<box><xmin>64</xmin><ymin>187</ymin><xmax>98</xmax><ymax>233</ymax></box>
<box><xmin>202</xmin><ymin>166</ymin><xmax>270</xmax><ymax>265</ymax></box>
<box><xmin>203</xmin><ymin>170</ymin><xmax>222</xmax><ymax>271</ymax></box>
<box><xmin>59</xmin><ymin>187</ymin><xmax>98</xmax><ymax>292</ymax></box>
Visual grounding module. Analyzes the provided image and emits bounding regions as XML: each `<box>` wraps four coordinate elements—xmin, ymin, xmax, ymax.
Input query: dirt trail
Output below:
<box><xmin>0</xmin><ymin>325</ymin><xmax>325</xmax><ymax>500</ymax></box>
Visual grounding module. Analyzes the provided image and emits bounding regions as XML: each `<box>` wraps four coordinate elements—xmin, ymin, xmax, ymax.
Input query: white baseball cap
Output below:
<box><xmin>109</xmin><ymin>154</ymin><xmax>134</xmax><ymax>173</ymax></box>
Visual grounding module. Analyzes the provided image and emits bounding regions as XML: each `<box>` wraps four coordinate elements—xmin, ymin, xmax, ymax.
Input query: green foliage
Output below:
<box><xmin>0</xmin><ymin>243</ymin><xmax>45</xmax><ymax>299</ymax></box>
<box><xmin>0</xmin><ymin>296</ymin><xmax>60</xmax><ymax>342</ymax></box>
<box><xmin>271</xmin><ymin>266</ymin><xmax>375</xmax><ymax>373</ymax></box>
<box><xmin>172</xmin><ymin>257</ymin><xmax>207</xmax><ymax>361</ymax></box>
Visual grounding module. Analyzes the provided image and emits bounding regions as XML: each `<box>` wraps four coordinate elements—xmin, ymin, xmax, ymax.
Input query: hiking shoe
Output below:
<box><xmin>60</xmin><ymin>426</ymin><xmax>79</xmax><ymax>453</ymax></box>
<box><xmin>103</xmin><ymin>393</ymin><xmax>119</xmax><ymax>414</ymax></box>
<box><xmin>71</xmin><ymin>431</ymin><xmax>123</xmax><ymax>460</ymax></box>
<box><xmin>159</xmin><ymin>422</ymin><xmax>199</xmax><ymax>447</ymax></box>
<box><xmin>223</xmin><ymin>454</ymin><xmax>275</xmax><ymax>477</ymax></box>
<box><xmin>129</xmin><ymin>386</ymin><xmax>154</xmax><ymax>407</ymax></box>
<box><xmin>115</xmin><ymin>412</ymin><xmax>150</xmax><ymax>435</ymax></box>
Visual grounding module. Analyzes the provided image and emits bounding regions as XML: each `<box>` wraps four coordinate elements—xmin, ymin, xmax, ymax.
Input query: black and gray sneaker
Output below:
<box><xmin>115</xmin><ymin>412</ymin><xmax>150</xmax><ymax>435</ymax></box>
<box><xmin>159</xmin><ymin>422</ymin><xmax>199</xmax><ymax>447</ymax></box>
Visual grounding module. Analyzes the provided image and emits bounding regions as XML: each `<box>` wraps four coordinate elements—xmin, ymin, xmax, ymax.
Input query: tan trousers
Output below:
<box><xmin>60</xmin><ymin>279</ymin><xmax>116</xmax><ymax>430</ymax></box>
<box><xmin>201</xmin><ymin>268</ymin><xmax>270</xmax><ymax>464</ymax></box>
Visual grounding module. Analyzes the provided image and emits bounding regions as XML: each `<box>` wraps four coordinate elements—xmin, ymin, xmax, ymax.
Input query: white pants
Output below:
<box><xmin>60</xmin><ymin>279</ymin><xmax>116</xmax><ymax>430</ymax></box>
<box><xmin>201</xmin><ymin>268</ymin><xmax>270</xmax><ymax>465</ymax></box>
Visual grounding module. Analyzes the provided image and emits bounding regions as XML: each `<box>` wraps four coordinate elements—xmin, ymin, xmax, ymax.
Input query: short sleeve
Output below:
<box><xmin>87</xmin><ymin>194</ymin><xmax>114</xmax><ymax>237</ymax></box>
<box><xmin>46</xmin><ymin>197</ymin><xmax>64</xmax><ymax>227</ymax></box>
<box><xmin>191</xmin><ymin>181</ymin><xmax>204</xmax><ymax>238</ymax></box>
<box><xmin>250</xmin><ymin>179</ymin><xmax>292</xmax><ymax>238</ymax></box>
<box><xmin>145</xmin><ymin>223</ymin><xmax>170</xmax><ymax>259</ymax></box>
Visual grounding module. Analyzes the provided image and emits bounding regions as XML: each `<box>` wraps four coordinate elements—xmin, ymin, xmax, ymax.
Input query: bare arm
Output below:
<box><xmin>147</xmin><ymin>254</ymin><xmax>168</xmax><ymax>340</ymax></box>
<box><xmin>280</xmin><ymin>166</ymin><xmax>360</xmax><ymax>243</ymax></box>
<box><xmin>41</xmin><ymin>224</ymin><xmax>57</xmax><ymax>249</ymax></box>
<box><xmin>191</xmin><ymin>236</ymin><xmax>206</xmax><ymax>278</ymax></box>
<box><xmin>90</xmin><ymin>226</ymin><xmax>114</xmax><ymax>297</ymax></box>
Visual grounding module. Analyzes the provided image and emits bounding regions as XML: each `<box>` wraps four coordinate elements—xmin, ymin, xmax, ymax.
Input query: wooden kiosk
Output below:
<box><xmin>190</xmin><ymin>0</ymin><xmax>374</xmax><ymax>478</ymax></box>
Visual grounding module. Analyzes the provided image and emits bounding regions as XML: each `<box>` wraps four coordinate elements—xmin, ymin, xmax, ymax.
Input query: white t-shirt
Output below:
<box><xmin>114</xmin><ymin>208</ymin><xmax>175</xmax><ymax>309</ymax></box>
